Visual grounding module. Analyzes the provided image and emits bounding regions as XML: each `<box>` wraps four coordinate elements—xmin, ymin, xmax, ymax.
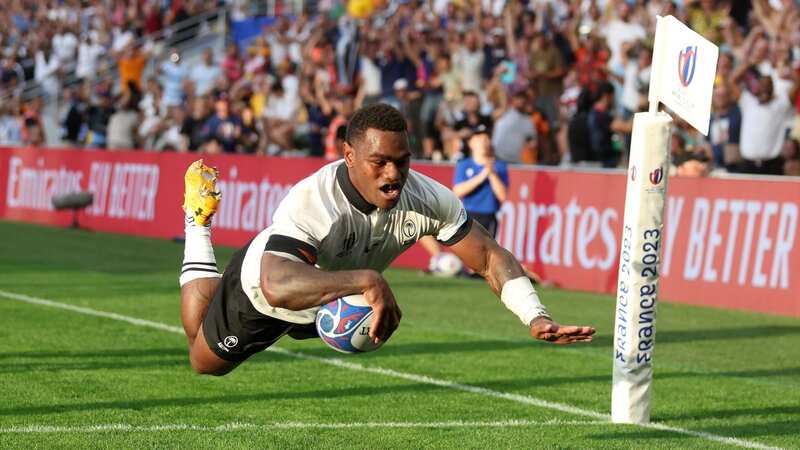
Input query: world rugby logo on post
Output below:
<box><xmin>649</xmin><ymin>167</ymin><xmax>664</xmax><ymax>185</ymax></box>
<box><xmin>677</xmin><ymin>45</ymin><xmax>697</xmax><ymax>87</ymax></box>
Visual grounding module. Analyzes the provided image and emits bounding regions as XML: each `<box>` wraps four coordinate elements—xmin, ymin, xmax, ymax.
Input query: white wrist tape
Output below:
<box><xmin>500</xmin><ymin>276</ymin><xmax>549</xmax><ymax>326</ymax></box>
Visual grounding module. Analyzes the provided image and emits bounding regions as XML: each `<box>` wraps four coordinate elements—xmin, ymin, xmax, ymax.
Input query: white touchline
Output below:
<box><xmin>0</xmin><ymin>419</ymin><xmax>605</xmax><ymax>434</ymax></box>
<box><xmin>0</xmin><ymin>290</ymin><xmax>782</xmax><ymax>450</ymax></box>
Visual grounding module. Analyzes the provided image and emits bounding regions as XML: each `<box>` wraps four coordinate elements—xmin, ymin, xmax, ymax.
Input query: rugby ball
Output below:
<box><xmin>315</xmin><ymin>295</ymin><xmax>384</xmax><ymax>353</ymax></box>
<box><xmin>429</xmin><ymin>252</ymin><xmax>463</xmax><ymax>278</ymax></box>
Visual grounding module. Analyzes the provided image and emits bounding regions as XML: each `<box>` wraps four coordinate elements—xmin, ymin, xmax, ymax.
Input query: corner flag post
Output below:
<box><xmin>611</xmin><ymin>15</ymin><xmax>719</xmax><ymax>424</ymax></box>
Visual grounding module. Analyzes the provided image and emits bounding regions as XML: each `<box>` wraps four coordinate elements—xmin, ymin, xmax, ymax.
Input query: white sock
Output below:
<box><xmin>179</xmin><ymin>218</ymin><xmax>221</xmax><ymax>286</ymax></box>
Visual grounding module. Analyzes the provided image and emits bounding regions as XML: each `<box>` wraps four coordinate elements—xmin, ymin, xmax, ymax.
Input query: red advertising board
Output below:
<box><xmin>2</xmin><ymin>147</ymin><xmax>798</xmax><ymax>316</ymax></box>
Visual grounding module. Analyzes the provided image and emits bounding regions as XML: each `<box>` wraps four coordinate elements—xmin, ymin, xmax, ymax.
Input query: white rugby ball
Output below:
<box><xmin>315</xmin><ymin>295</ymin><xmax>385</xmax><ymax>353</ymax></box>
<box><xmin>429</xmin><ymin>252</ymin><xmax>463</xmax><ymax>278</ymax></box>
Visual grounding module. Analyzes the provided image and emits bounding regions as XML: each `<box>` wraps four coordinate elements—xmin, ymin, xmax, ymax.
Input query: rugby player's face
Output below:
<box><xmin>345</xmin><ymin>128</ymin><xmax>411</xmax><ymax>210</ymax></box>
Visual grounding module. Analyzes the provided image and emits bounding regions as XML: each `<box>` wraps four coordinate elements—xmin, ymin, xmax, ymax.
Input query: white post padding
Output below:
<box><xmin>611</xmin><ymin>112</ymin><xmax>672</xmax><ymax>424</ymax></box>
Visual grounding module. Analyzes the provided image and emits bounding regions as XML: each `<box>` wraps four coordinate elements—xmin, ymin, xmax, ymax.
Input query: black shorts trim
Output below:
<box><xmin>468</xmin><ymin>212</ymin><xmax>498</xmax><ymax>238</ymax></box>
<box><xmin>439</xmin><ymin>218</ymin><xmax>473</xmax><ymax>246</ymax></box>
<box><xmin>202</xmin><ymin>246</ymin><xmax>297</xmax><ymax>363</ymax></box>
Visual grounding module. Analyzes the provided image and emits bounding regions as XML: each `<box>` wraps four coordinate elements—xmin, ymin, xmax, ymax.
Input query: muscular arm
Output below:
<box><xmin>448</xmin><ymin>221</ymin><xmax>526</xmax><ymax>294</ymax></box>
<box><xmin>260</xmin><ymin>253</ymin><xmax>401</xmax><ymax>342</ymax></box>
<box><xmin>260</xmin><ymin>253</ymin><xmax>374</xmax><ymax>310</ymax></box>
<box><xmin>447</xmin><ymin>222</ymin><xmax>595</xmax><ymax>343</ymax></box>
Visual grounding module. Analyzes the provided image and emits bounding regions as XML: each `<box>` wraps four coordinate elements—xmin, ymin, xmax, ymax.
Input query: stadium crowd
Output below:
<box><xmin>0</xmin><ymin>0</ymin><xmax>799</xmax><ymax>176</ymax></box>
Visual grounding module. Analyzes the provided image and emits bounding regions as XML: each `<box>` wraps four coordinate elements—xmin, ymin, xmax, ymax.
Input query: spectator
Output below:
<box><xmin>75</xmin><ymin>33</ymin><xmax>106</xmax><ymax>81</ymax></box>
<box><xmin>602</xmin><ymin>1</ymin><xmax>646</xmax><ymax>75</ymax></box>
<box><xmin>34</xmin><ymin>41</ymin><xmax>60</xmax><ymax>101</ymax></box>
<box><xmin>529</xmin><ymin>31</ymin><xmax>566</xmax><ymax>126</ymax></box>
<box><xmin>221</xmin><ymin>43</ymin><xmax>244</xmax><ymax>83</ymax></box>
<box><xmin>709</xmin><ymin>82</ymin><xmax>742</xmax><ymax>171</ymax></box>
<box><xmin>155</xmin><ymin>107</ymin><xmax>187</xmax><ymax>152</ymax></box>
<box><xmin>202</xmin><ymin>96</ymin><xmax>242</xmax><ymax>154</ymax></box>
<box><xmin>61</xmin><ymin>85</ymin><xmax>90</xmax><ymax>147</ymax></box>
<box><xmin>447</xmin><ymin>90</ymin><xmax>493</xmax><ymax>159</ymax></box>
<box><xmin>356</xmin><ymin>40</ymin><xmax>383</xmax><ymax>106</ymax></box>
<box><xmin>492</xmin><ymin>89</ymin><xmax>536</xmax><ymax>164</ymax></box>
<box><xmin>181</xmin><ymin>97</ymin><xmax>211</xmax><ymax>151</ymax></box>
<box><xmin>238</xmin><ymin>106</ymin><xmax>263</xmax><ymax>154</ymax></box>
<box><xmin>321</xmin><ymin>95</ymin><xmax>354</xmax><ymax>160</ymax></box>
<box><xmin>588</xmin><ymin>81</ymin><xmax>632</xmax><ymax>168</ymax></box>
<box><xmin>160</xmin><ymin>50</ymin><xmax>188</xmax><ymax>108</ymax></box>
<box><xmin>453</xmin><ymin>126</ymin><xmax>508</xmax><ymax>237</ymax></box>
<box><xmin>85</xmin><ymin>89</ymin><xmax>115</xmax><ymax>148</ymax></box>
<box><xmin>264</xmin><ymin>75</ymin><xmax>300</xmax><ymax>153</ymax></box>
<box><xmin>783</xmin><ymin>138</ymin><xmax>800</xmax><ymax>176</ymax></box>
<box><xmin>52</xmin><ymin>23</ymin><xmax>78</xmax><ymax>67</ymax></box>
<box><xmin>731</xmin><ymin>66</ymin><xmax>797</xmax><ymax>175</ymax></box>
<box><xmin>452</xmin><ymin>30</ymin><xmax>485</xmax><ymax>94</ymax></box>
<box><xmin>107</xmin><ymin>91</ymin><xmax>140</xmax><ymax>150</ymax></box>
<box><xmin>0</xmin><ymin>101</ymin><xmax>22</xmax><ymax>145</ymax></box>
<box><xmin>116</xmin><ymin>41</ymin><xmax>149</xmax><ymax>93</ymax></box>
<box><xmin>190</xmin><ymin>49</ymin><xmax>221</xmax><ymax>97</ymax></box>
<box><xmin>138</xmin><ymin>77</ymin><xmax>164</xmax><ymax>149</ymax></box>
<box><xmin>1</xmin><ymin>53</ymin><xmax>25</xmax><ymax>97</ymax></box>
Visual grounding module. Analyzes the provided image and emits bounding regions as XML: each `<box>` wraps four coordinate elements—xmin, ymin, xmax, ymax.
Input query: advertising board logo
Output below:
<box><xmin>649</xmin><ymin>167</ymin><xmax>664</xmax><ymax>185</ymax></box>
<box><xmin>677</xmin><ymin>45</ymin><xmax>698</xmax><ymax>87</ymax></box>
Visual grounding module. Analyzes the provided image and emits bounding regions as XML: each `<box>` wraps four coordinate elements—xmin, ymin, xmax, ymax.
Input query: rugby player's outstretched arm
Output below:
<box><xmin>448</xmin><ymin>221</ymin><xmax>595</xmax><ymax>344</ymax></box>
<box><xmin>260</xmin><ymin>253</ymin><xmax>401</xmax><ymax>343</ymax></box>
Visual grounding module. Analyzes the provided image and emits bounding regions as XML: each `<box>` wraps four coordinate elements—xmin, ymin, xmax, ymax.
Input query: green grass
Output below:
<box><xmin>0</xmin><ymin>220</ymin><xmax>798</xmax><ymax>449</ymax></box>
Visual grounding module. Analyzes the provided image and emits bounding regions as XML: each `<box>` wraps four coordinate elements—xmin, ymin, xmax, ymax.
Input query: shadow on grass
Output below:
<box><xmin>0</xmin><ymin>381</ymin><xmax>446</xmax><ymax>417</ymax></box>
<box><xmin>654</xmin><ymin>405</ymin><xmax>800</xmax><ymax>422</ymax></box>
<box><xmin>590</xmin><ymin>418</ymin><xmax>800</xmax><ymax>442</ymax></box>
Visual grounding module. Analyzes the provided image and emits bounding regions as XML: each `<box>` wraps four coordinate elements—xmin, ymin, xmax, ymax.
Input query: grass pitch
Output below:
<box><xmin>0</xmin><ymin>221</ymin><xmax>798</xmax><ymax>449</ymax></box>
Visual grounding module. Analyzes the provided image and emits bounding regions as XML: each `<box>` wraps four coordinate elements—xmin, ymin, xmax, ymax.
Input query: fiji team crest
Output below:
<box><xmin>677</xmin><ymin>45</ymin><xmax>698</xmax><ymax>87</ymax></box>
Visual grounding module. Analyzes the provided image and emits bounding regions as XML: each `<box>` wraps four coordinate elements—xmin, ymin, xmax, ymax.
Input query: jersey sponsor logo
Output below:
<box><xmin>677</xmin><ymin>45</ymin><xmax>698</xmax><ymax>87</ymax></box>
<box><xmin>336</xmin><ymin>232</ymin><xmax>356</xmax><ymax>257</ymax></box>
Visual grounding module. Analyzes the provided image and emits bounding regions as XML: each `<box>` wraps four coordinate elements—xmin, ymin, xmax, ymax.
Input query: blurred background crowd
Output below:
<box><xmin>0</xmin><ymin>0</ymin><xmax>799</xmax><ymax>176</ymax></box>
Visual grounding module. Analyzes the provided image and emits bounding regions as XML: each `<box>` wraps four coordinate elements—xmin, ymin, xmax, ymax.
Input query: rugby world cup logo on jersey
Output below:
<box><xmin>677</xmin><ymin>45</ymin><xmax>698</xmax><ymax>87</ymax></box>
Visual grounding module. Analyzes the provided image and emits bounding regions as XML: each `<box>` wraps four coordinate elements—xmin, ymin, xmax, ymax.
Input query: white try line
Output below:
<box><xmin>0</xmin><ymin>290</ymin><xmax>782</xmax><ymax>450</ymax></box>
<box><xmin>0</xmin><ymin>419</ymin><xmax>604</xmax><ymax>434</ymax></box>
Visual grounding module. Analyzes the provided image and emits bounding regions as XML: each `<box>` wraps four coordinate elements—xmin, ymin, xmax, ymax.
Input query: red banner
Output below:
<box><xmin>2</xmin><ymin>147</ymin><xmax>798</xmax><ymax>316</ymax></box>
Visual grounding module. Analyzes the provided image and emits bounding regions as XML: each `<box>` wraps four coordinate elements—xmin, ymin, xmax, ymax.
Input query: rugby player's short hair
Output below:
<box><xmin>346</xmin><ymin>103</ymin><xmax>407</xmax><ymax>145</ymax></box>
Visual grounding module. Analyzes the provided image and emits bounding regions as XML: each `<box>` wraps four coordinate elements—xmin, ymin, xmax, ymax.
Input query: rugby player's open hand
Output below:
<box><xmin>530</xmin><ymin>316</ymin><xmax>595</xmax><ymax>344</ymax></box>
<box><xmin>362</xmin><ymin>272</ymin><xmax>402</xmax><ymax>344</ymax></box>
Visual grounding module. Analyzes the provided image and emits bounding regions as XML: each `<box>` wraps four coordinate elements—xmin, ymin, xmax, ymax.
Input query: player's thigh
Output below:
<box><xmin>197</xmin><ymin>246</ymin><xmax>295</xmax><ymax>372</ymax></box>
<box><xmin>180</xmin><ymin>276</ymin><xmax>221</xmax><ymax>340</ymax></box>
<box><xmin>190</xmin><ymin>326</ymin><xmax>240</xmax><ymax>376</ymax></box>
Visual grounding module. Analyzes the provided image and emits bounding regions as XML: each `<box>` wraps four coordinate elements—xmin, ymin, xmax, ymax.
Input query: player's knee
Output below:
<box><xmin>190</xmin><ymin>358</ymin><xmax>230</xmax><ymax>376</ymax></box>
<box><xmin>189</xmin><ymin>352</ymin><xmax>234</xmax><ymax>376</ymax></box>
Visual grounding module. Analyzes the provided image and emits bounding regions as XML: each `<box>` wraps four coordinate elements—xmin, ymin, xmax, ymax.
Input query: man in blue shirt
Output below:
<box><xmin>202</xmin><ymin>95</ymin><xmax>242</xmax><ymax>154</ymax></box>
<box><xmin>453</xmin><ymin>125</ymin><xmax>508</xmax><ymax>237</ymax></box>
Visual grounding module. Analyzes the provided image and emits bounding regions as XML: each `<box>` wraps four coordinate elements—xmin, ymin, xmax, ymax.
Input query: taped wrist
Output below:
<box><xmin>500</xmin><ymin>276</ymin><xmax>549</xmax><ymax>326</ymax></box>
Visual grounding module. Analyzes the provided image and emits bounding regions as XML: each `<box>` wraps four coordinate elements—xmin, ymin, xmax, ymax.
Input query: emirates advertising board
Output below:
<box><xmin>2</xmin><ymin>147</ymin><xmax>797</xmax><ymax>316</ymax></box>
